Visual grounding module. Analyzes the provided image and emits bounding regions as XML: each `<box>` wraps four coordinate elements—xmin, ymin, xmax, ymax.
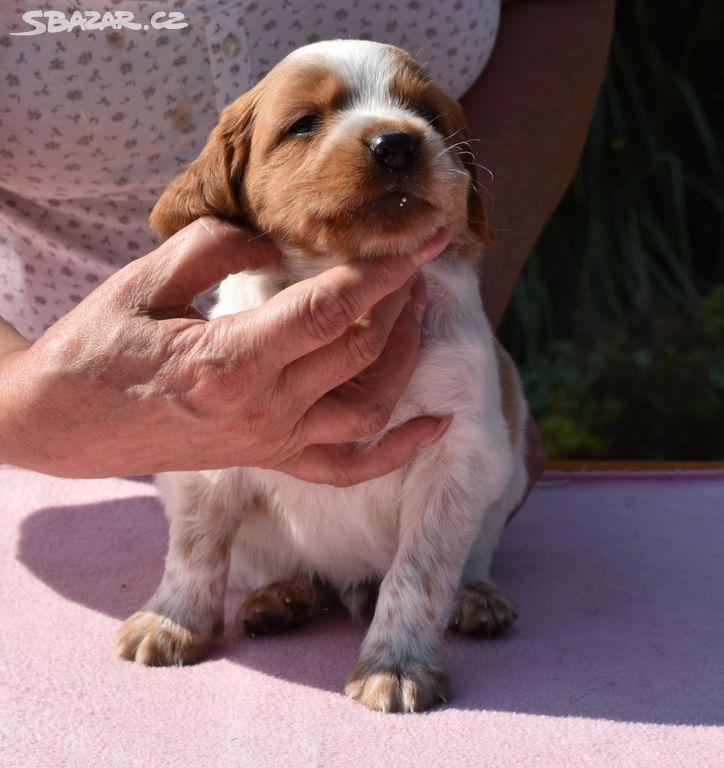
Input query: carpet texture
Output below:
<box><xmin>1</xmin><ymin>465</ymin><xmax>723</xmax><ymax>767</ymax></box>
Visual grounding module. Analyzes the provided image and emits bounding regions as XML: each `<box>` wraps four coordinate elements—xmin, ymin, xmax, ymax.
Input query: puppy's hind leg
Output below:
<box><xmin>117</xmin><ymin>471</ymin><xmax>244</xmax><ymax>666</ymax></box>
<box><xmin>236</xmin><ymin>578</ymin><xmax>336</xmax><ymax>637</ymax></box>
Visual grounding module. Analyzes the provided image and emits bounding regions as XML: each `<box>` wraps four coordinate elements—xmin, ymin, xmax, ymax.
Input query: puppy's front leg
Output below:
<box><xmin>117</xmin><ymin>472</ymin><xmax>242</xmax><ymax>666</ymax></box>
<box><xmin>346</xmin><ymin>449</ymin><xmax>506</xmax><ymax>713</ymax></box>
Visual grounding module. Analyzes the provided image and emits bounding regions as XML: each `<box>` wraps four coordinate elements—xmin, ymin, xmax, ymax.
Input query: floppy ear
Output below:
<box><xmin>444</xmin><ymin>98</ymin><xmax>494</xmax><ymax>244</ymax></box>
<box><xmin>149</xmin><ymin>92</ymin><xmax>257</xmax><ymax>239</ymax></box>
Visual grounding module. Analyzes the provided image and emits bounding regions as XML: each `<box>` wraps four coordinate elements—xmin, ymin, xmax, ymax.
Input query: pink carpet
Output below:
<box><xmin>1</xmin><ymin>465</ymin><xmax>723</xmax><ymax>767</ymax></box>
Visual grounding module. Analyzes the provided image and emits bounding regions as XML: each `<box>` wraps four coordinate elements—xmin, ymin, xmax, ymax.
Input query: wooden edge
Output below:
<box><xmin>547</xmin><ymin>460</ymin><xmax>724</xmax><ymax>471</ymax></box>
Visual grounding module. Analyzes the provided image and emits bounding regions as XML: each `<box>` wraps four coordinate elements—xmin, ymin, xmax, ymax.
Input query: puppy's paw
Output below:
<box><xmin>236</xmin><ymin>580</ymin><xmax>319</xmax><ymax>637</ymax></box>
<box><xmin>345</xmin><ymin>657</ymin><xmax>450</xmax><ymax>713</ymax></box>
<box><xmin>449</xmin><ymin>582</ymin><xmax>518</xmax><ymax>638</ymax></box>
<box><xmin>117</xmin><ymin>610</ymin><xmax>219</xmax><ymax>666</ymax></box>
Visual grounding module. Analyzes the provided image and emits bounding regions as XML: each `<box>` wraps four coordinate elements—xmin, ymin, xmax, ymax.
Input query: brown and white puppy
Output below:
<box><xmin>117</xmin><ymin>40</ymin><xmax>529</xmax><ymax>714</ymax></box>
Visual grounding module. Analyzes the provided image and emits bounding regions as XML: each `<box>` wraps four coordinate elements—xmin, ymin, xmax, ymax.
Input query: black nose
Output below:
<box><xmin>368</xmin><ymin>132</ymin><xmax>419</xmax><ymax>172</ymax></box>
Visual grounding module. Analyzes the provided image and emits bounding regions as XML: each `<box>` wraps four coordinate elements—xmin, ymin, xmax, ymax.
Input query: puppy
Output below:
<box><xmin>117</xmin><ymin>40</ymin><xmax>529</xmax><ymax>713</ymax></box>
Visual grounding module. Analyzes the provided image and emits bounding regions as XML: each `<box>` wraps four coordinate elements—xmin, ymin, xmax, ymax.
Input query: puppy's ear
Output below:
<box><xmin>149</xmin><ymin>92</ymin><xmax>257</xmax><ymax>238</ymax></box>
<box><xmin>444</xmin><ymin>98</ymin><xmax>494</xmax><ymax>244</ymax></box>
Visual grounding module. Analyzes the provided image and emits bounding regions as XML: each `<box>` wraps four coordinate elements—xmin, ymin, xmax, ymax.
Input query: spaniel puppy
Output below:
<box><xmin>117</xmin><ymin>40</ymin><xmax>529</xmax><ymax>713</ymax></box>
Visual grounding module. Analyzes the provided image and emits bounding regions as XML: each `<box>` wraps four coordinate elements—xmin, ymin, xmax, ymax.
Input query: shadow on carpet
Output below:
<box><xmin>17</xmin><ymin>475</ymin><xmax>724</xmax><ymax>727</ymax></box>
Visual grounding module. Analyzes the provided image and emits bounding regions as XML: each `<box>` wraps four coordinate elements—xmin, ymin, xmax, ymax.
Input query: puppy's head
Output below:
<box><xmin>151</xmin><ymin>40</ymin><xmax>490</xmax><ymax>274</ymax></box>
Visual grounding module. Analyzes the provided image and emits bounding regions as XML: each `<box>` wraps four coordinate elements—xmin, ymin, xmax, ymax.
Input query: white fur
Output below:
<box><xmin>208</xmin><ymin>256</ymin><xmax>519</xmax><ymax>596</ymax></box>
<box><xmin>287</xmin><ymin>39</ymin><xmax>401</xmax><ymax>109</ymax></box>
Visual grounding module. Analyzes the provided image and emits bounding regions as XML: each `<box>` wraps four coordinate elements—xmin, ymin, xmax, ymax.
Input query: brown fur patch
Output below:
<box><xmin>494</xmin><ymin>338</ymin><xmax>524</xmax><ymax>450</ymax></box>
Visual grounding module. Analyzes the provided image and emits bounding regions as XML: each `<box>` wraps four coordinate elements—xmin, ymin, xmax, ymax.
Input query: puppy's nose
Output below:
<box><xmin>369</xmin><ymin>132</ymin><xmax>419</xmax><ymax>172</ymax></box>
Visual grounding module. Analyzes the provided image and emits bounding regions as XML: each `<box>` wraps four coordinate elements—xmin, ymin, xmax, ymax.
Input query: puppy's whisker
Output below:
<box><xmin>459</xmin><ymin>160</ymin><xmax>494</xmax><ymax>183</ymax></box>
<box><xmin>441</xmin><ymin>126</ymin><xmax>467</xmax><ymax>144</ymax></box>
<box><xmin>470</xmin><ymin>177</ymin><xmax>494</xmax><ymax>208</ymax></box>
<box><xmin>435</xmin><ymin>144</ymin><xmax>464</xmax><ymax>162</ymax></box>
<box><xmin>245</xmin><ymin>229</ymin><xmax>274</xmax><ymax>243</ymax></box>
<box><xmin>447</xmin><ymin>144</ymin><xmax>473</xmax><ymax>155</ymax></box>
<box><xmin>445</xmin><ymin>137</ymin><xmax>472</xmax><ymax>147</ymax></box>
<box><xmin>441</xmin><ymin>145</ymin><xmax>494</xmax><ymax>185</ymax></box>
<box><xmin>426</xmin><ymin>114</ymin><xmax>445</xmax><ymax>129</ymax></box>
<box><xmin>474</xmin><ymin>164</ymin><xmax>494</xmax><ymax>183</ymax></box>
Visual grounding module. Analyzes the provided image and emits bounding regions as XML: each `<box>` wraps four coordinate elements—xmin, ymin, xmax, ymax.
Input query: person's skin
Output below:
<box><xmin>462</xmin><ymin>0</ymin><xmax>616</xmax><ymax>495</ymax></box>
<box><xmin>0</xmin><ymin>220</ymin><xmax>453</xmax><ymax>483</ymax></box>
<box><xmin>0</xmin><ymin>0</ymin><xmax>615</xmax><ymax>489</ymax></box>
<box><xmin>464</xmin><ymin>0</ymin><xmax>616</xmax><ymax>329</ymax></box>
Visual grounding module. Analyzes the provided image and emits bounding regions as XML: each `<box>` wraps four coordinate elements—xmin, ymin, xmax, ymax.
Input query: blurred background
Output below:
<box><xmin>499</xmin><ymin>0</ymin><xmax>724</xmax><ymax>460</ymax></box>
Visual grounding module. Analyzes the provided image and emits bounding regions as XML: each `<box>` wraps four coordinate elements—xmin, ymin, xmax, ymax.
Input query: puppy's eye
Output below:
<box><xmin>288</xmin><ymin>115</ymin><xmax>321</xmax><ymax>137</ymax></box>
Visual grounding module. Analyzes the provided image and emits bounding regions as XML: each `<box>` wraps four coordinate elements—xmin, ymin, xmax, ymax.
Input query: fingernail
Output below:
<box><xmin>417</xmin><ymin>414</ymin><xmax>454</xmax><ymax>449</ymax></box>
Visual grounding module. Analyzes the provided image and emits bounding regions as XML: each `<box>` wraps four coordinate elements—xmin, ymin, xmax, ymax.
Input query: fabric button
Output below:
<box><xmin>204</xmin><ymin>7</ymin><xmax>253</xmax><ymax>112</ymax></box>
<box><xmin>221</xmin><ymin>33</ymin><xmax>241</xmax><ymax>57</ymax></box>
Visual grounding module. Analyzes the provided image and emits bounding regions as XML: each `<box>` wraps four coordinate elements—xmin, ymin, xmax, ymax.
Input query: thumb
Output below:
<box><xmin>130</xmin><ymin>217</ymin><xmax>282</xmax><ymax>310</ymax></box>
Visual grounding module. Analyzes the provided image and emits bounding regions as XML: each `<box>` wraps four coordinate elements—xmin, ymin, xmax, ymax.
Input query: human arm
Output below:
<box><xmin>459</xmin><ymin>0</ymin><xmax>615</xmax><ymax>501</ymax></box>
<box><xmin>0</xmin><ymin>218</ymin><xmax>451</xmax><ymax>484</ymax></box>
<box><xmin>460</xmin><ymin>0</ymin><xmax>616</xmax><ymax>329</ymax></box>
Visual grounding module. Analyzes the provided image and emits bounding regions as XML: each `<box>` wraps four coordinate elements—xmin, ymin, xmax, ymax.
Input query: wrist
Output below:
<box><xmin>0</xmin><ymin>341</ymin><xmax>102</xmax><ymax>477</ymax></box>
<box><xmin>0</xmin><ymin>346</ymin><xmax>34</xmax><ymax>469</ymax></box>
<box><xmin>0</xmin><ymin>318</ymin><xmax>31</xmax><ymax>362</ymax></box>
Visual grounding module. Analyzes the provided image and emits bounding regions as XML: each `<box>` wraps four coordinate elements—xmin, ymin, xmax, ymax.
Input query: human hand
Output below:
<box><xmin>0</xmin><ymin>218</ymin><xmax>452</xmax><ymax>484</ymax></box>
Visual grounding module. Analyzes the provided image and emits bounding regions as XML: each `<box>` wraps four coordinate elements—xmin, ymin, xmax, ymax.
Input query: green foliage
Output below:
<box><xmin>499</xmin><ymin>0</ymin><xmax>724</xmax><ymax>459</ymax></box>
<box><xmin>524</xmin><ymin>288</ymin><xmax>724</xmax><ymax>459</ymax></box>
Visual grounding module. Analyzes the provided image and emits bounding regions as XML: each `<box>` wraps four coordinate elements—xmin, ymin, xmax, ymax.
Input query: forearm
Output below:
<box><xmin>460</xmin><ymin>0</ymin><xmax>615</xmax><ymax>328</ymax></box>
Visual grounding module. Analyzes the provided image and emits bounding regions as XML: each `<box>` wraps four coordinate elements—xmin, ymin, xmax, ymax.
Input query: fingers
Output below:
<box><xmin>278</xmin><ymin>272</ymin><xmax>426</xmax><ymax>421</ymax></box>
<box><xmin>288</xmin><ymin>275</ymin><xmax>428</xmax><ymax>444</ymax></box>
<box><xmin>122</xmin><ymin>218</ymin><xmax>282</xmax><ymax>310</ymax></box>
<box><xmin>278</xmin><ymin>415</ymin><xmax>454</xmax><ymax>486</ymax></box>
<box><xmin>243</xmin><ymin>226</ymin><xmax>451</xmax><ymax>368</ymax></box>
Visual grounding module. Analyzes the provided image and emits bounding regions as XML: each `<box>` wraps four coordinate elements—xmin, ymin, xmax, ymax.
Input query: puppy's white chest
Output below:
<box><xmin>231</xmin><ymin>472</ymin><xmax>402</xmax><ymax>589</ymax></box>
<box><xmin>222</xmin><ymin>256</ymin><xmax>497</xmax><ymax>593</ymax></box>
